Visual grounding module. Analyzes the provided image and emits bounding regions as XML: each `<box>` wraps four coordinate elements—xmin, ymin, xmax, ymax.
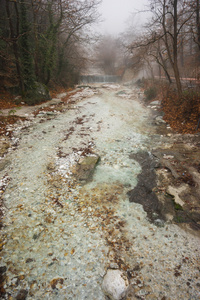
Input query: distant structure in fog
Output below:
<box><xmin>79</xmin><ymin>75</ymin><xmax>121</xmax><ymax>84</ymax></box>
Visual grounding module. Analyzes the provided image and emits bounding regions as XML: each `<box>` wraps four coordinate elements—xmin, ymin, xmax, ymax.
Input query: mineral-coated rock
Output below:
<box><xmin>102</xmin><ymin>269</ymin><xmax>129</xmax><ymax>300</ymax></box>
<box><xmin>72</xmin><ymin>154</ymin><xmax>100</xmax><ymax>182</ymax></box>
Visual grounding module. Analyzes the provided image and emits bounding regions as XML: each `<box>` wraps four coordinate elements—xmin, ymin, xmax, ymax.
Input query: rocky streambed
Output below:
<box><xmin>0</xmin><ymin>84</ymin><xmax>200</xmax><ymax>299</ymax></box>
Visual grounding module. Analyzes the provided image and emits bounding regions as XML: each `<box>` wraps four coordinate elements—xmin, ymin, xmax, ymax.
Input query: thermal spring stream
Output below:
<box><xmin>0</xmin><ymin>84</ymin><xmax>199</xmax><ymax>299</ymax></box>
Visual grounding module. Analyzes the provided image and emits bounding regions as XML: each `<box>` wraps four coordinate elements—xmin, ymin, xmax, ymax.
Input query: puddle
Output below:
<box><xmin>0</xmin><ymin>85</ymin><xmax>200</xmax><ymax>299</ymax></box>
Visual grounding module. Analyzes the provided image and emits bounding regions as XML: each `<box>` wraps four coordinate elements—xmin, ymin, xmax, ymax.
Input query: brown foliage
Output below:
<box><xmin>0</xmin><ymin>88</ymin><xmax>17</xmax><ymax>109</ymax></box>
<box><xmin>162</xmin><ymin>90</ymin><xmax>200</xmax><ymax>134</ymax></box>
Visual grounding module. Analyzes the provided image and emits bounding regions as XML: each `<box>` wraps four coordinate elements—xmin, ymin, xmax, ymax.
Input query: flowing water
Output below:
<box><xmin>0</xmin><ymin>84</ymin><xmax>199</xmax><ymax>299</ymax></box>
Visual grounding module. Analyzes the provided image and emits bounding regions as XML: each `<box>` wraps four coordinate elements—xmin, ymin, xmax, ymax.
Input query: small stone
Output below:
<box><xmin>150</xmin><ymin>100</ymin><xmax>160</xmax><ymax>106</ymax></box>
<box><xmin>102</xmin><ymin>269</ymin><xmax>129</xmax><ymax>300</ymax></box>
<box><xmin>16</xmin><ymin>289</ymin><xmax>28</xmax><ymax>300</ymax></box>
<box><xmin>109</xmin><ymin>263</ymin><xmax>119</xmax><ymax>269</ymax></box>
<box><xmin>155</xmin><ymin>116</ymin><xmax>166</xmax><ymax>124</ymax></box>
<box><xmin>47</xmin><ymin>162</ymin><xmax>56</xmax><ymax>171</ymax></box>
<box><xmin>50</xmin><ymin>277</ymin><xmax>64</xmax><ymax>289</ymax></box>
<box><xmin>46</xmin><ymin>111</ymin><xmax>56</xmax><ymax>115</ymax></box>
<box><xmin>154</xmin><ymin>219</ymin><xmax>165</xmax><ymax>227</ymax></box>
<box><xmin>26</xmin><ymin>258</ymin><xmax>34</xmax><ymax>263</ymax></box>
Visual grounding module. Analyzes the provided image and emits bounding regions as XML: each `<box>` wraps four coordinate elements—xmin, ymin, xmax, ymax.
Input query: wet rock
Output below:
<box><xmin>128</xmin><ymin>151</ymin><xmax>165</xmax><ymax>223</ymax></box>
<box><xmin>16</xmin><ymin>289</ymin><xmax>28</xmax><ymax>300</ymax></box>
<box><xmin>0</xmin><ymin>159</ymin><xmax>11</xmax><ymax>171</ymax></box>
<box><xmin>102</xmin><ymin>269</ymin><xmax>129</xmax><ymax>300</ymax></box>
<box><xmin>72</xmin><ymin>154</ymin><xmax>100</xmax><ymax>182</ymax></box>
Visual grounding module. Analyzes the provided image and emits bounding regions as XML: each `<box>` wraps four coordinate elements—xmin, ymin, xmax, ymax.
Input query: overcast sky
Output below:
<box><xmin>98</xmin><ymin>0</ymin><xmax>150</xmax><ymax>35</ymax></box>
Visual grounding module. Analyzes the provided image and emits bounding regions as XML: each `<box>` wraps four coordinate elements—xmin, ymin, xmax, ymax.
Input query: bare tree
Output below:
<box><xmin>128</xmin><ymin>0</ymin><xmax>196</xmax><ymax>98</ymax></box>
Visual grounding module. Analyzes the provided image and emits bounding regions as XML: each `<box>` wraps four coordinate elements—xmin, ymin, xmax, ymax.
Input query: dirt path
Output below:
<box><xmin>0</xmin><ymin>84</ymin><xmax>200</xmax><ymax>299</ymax></box>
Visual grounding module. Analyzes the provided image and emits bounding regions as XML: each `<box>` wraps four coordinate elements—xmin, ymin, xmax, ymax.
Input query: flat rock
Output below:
<box><xmin>167</xmin><ymin>185</ymin><xmax>187</xmax><ymax>206</ymax></box>
<box><xmin>72</xmin><ymin>154</ymin><xmax>100</xmax><ymax>182</ymax></box>
<box><xmin>102</xmin><ymin>269</ymin><xmax>129</xmax><ymax>300</ymax></box>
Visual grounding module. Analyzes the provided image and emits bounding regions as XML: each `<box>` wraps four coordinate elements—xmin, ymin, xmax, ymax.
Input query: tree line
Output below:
<box><xmin>0</xmin><ymin>0</ymin><xmax>100</xmax><ymax>99</ymax></box>
<box><xmin>126</xmin><ymin>0</ymin><xmax>200</xmax><ymax>98</ymax></box>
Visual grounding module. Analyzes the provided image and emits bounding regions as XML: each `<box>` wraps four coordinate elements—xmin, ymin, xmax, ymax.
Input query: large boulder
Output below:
<box><xmin>102</xmin><ymin>269</ymin><xmax>129</xmax><ymax>300</ymax></box>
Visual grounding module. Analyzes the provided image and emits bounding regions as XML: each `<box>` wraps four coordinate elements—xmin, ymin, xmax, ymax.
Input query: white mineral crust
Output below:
<box><xmin>102</xmin><ymin>269</ymin><xmax>129</xmax><ymax>300</ymax></box>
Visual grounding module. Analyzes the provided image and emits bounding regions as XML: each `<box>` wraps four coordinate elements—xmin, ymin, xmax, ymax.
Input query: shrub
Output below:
<box><xmin>144</xmin><ymin>86</ymin><xmax>157</xmax><ymax>101</ymax></box>
<box><xmin>136</xmin><ymin>78</ymin><xmax>146</xmax><ymax>88</ymax></box>
<box><xmin>23</xmin><ymin>82</ymin><xmax>51</xmax><ymax>105</ymax></box>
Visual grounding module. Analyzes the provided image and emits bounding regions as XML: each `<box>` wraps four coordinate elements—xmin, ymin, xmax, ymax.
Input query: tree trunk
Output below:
<box><xmin>160</xmin><ymin>58</ymin><xmax>172</xmax><ymax>84</ymax></box>
<box><xmin>180</xmin><ymin>35</ymin><xmax>184</xmax><ymax>67</ymax></box>
<box><xmin>162</xmin><ymin>0</ymin><xmax>182</xmax><ymax>98</ymax></box>
<box><xmin>31</xmin><ymin>0</ymin><xmax>39</xmax><ymax>81</ymax></box>
<box><xmin>197</xmin><ymin>0</ymin><xmax>200</xmax><ymax>54</ymax></box>
<box><xmin>5</xmin><ymin>0</ymin><xmax>24</xmax><ymax>92</ymax></box>
<box><xmin>158</xmin><ymin>40</ymin><xmax>172</xmax><ymax>84</ymax></box>
<box><xmin>173</xmin><ymin>0</ymin><xmax>182</xmax><ymax>98</ymax></box>
<box><xmin>158</xmin><ymin>63</ymin><xmax>161</xmax><ymax>78</ymax></box>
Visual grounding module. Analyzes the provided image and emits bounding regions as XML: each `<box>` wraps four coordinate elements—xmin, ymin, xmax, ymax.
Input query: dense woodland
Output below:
<box><xmin>0</xmin><ymin>0</ymin><xmax>100</xmax><ymax>102</ymax></box>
